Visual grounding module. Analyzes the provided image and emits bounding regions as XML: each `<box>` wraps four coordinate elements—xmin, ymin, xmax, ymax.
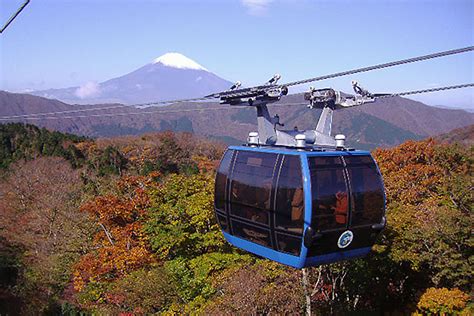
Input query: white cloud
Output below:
<box><xmin>75</xmin><ymin>81</ymin><xmax>100</xmax><ymax>99</ymax></box>
<box><xmin>241</xmin><ymin>0</ymin><xmax>274</xmax><ymax>16</ymax></box>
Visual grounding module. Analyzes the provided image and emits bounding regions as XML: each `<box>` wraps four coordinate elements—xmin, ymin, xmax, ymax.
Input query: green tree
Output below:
<box><xmin>0</xmin><ymin>123</ymin><xmax>88</xmax><ymax>170</ymax></box>
<box><xmin>144</xmin><ymin>173</ymin><xmax>227</xmax><ymax>260</ymax></box>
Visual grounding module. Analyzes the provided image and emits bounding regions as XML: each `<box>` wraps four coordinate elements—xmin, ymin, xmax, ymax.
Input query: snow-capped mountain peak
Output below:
<box><xmin>152</xmin><ymin>52</ymin><xmax>208</xmax><ymax>71</ymax></box>
<box><xmin>30</xmin><ymin>52</ymin><xmax>231</xmax><ymax>104</ymax></box>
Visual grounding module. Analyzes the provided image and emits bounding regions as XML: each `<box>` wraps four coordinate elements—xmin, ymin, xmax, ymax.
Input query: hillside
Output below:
<box><xmin>0</xmin><ymin>123</ymin><xmax>87</xmax><ymax>170</ymax></box>
<box><xmin>435</xmin><ymin>124</ymin><xmax>474</xmax><ymax>146</ymax></box>
<box><xmin>0</xmin><ymin>125</ymin><xmax>472</xmax><ymax>314</ymax></box>
<box><xmin>1</xmin><ymin>90</ymin><xmax>473</xmax><ymax>149</ymax></box>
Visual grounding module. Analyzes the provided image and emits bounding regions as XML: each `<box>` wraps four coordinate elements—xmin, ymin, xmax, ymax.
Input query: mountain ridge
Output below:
<box><xmin>1</xmin><ymin>90</ymin><xmax>473</xmax><ymax>150</ymax></box>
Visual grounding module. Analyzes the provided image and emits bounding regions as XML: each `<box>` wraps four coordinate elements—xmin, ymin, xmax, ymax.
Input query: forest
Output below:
<box><xmin>0</xmin><ymin>122</ymin><xmax>472</xmax><ymax>315</ymax></box>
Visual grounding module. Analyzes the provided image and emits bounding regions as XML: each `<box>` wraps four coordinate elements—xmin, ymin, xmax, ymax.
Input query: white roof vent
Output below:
<box><xmin>335</xmin><ymin>134</ymin><xmax>346</xmax><ymax>148</ymax></box>
<box><xmin>295</xmin><ymin>134</ymin><xmax>306</xmax><ymax>149</ymax></box>
<box><xmin>248</xmin><ymin>132</ymin><xmax>259</xmax><ymax>146</ymax></box>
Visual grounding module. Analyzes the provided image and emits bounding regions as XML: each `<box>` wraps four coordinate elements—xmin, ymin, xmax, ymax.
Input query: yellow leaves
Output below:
<box><xmin>371</xmin><ymin>244</ymin><xmax>387</xmax><ymax>254</ymax></box>
<box><xmin>74</xmin><ymin>140</ymin><xmax>96</xmax><ymax>153</ymax></box>
<box><xmin>73</xmin><ymin>270</ymin><xmax>86</xmax><ymax>292</ymax></box>
<box><xmin>416</xmin><ymin>287</ymin><xmax>469</xmax><ymax>314</ymax></box>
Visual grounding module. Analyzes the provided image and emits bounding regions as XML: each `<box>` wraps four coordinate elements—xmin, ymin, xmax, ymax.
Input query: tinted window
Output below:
<box><xmin>275</xmin><ymin>155</ymin><xmax>304</xmax><ymax>234</ymax></box>
<box><xmin>309</xmin><ymin>156</ymin><xmax>349</xmax><ymax>231</ymax></box>
<box><xmin>215</xmin><ymin>150</ymin><xmax>234</xmax><ymax>212</ymax></box>
<box><xmin>230</xmin><ymin>151</ymin><xmax>277</xmax><ymax>225</ymax></box>
<box><xmin>345</xmin><ymin>155</ymin><xmax>374</xmax><ymax>165</ymax></box>
<box><xmin>345</xmin><ymin>156</ymin><xmax>384</xmax><ymax>226</ymax></box>
<box><xmin>309</xmin><ymin>156</ymin><xmax>343</xmax><ymax>168</ymax></box>
<box><xmin>231</xmin><ymin>219</ymin><xmax>272</xmax><ymax>248</ymax></box>
<box><xmin>276</xmin><ymin>232</ymin><xmax>301</xmax><ymax>256</ymax></box>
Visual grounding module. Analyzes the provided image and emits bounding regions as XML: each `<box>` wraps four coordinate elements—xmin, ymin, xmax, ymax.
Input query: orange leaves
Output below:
<box><xmin>73</xmin><ymin>242</ymin><xmax>154</xmax><ymax>291</ymax></box>
<box><xmin>374</xmin><ymin>139</ymin><xmax>445</xmax><ymax>205</ymax></box>
<box><xmin>193</xmin><ymin>155</ymin><xmax>218</xmax><ymax>173</ymax></box>
<box><xmin>73</xmin><ymin>175</ymin><xmax>159</xmax><ymax>293</ymax></box>
<box><xmin>80</xmin><ymin>175</ymin><xmax>157</xmax><ymax>226</ymax></box>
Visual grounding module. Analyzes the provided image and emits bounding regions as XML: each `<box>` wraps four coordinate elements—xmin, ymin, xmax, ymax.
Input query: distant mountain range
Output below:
<box><xmin>1</xmin><ymin>90</ymin><xmax>473</xmax><ymax>150</ymax></box>
<box><xmin>432</xmin><ymin>104</ymin><xmax>474</xmax><ymax>113</ymax></box>
<box><xmin>30</xmin><ymin>53</ymin><xmax>232</xmax><ymax>105</ymax></box>
<box><xmin>435</xmin><ymin>124</ymin><xmax>474</xmax><ymax>146</ymax></box>
<box><xmin>2</xmin><ymin>52</ymin><xmax>473</xmax><ymax>149</ymax></box>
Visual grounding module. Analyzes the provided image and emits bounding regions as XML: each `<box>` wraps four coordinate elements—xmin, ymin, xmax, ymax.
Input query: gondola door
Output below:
<box><xmin>307</xmin><ymin>155</ymin><xmax>351</xmax><ymax>258</ymax></box>
<box><xmin>226</xmin><ymin>150</ymin><xmax>278</xmax><ymax>250</ymax></box>
<box><xmin>342</xmin><ymin>155</ymin><xmax>385</xmax><ymax>250</ymax></box>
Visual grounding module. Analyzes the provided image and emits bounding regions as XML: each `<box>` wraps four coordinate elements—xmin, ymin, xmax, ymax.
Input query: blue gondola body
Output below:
<box><xmin>214</xmin><ymin>145</ymin><xmax>386</xmax><ymax>269</ymax></box>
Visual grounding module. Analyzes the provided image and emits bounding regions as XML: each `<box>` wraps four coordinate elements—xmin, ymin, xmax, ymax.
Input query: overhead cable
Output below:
<box><xmin>283</xmin><ymin>46</ymin><xmax>474</xmax><ymax>87</ymax></box>
<box><xmin>126</xmin><ymin>46</ymin><xmax>474</xmax><ymax>106</ymax></box>
<box><xmin>1</xmin><ymin>104</ymin><xmax>132</xmax><ymax>119</ymax></box>
<box><xmin>377</xmin><ymin>83</ymin><xmax>474</xmax><ymax>98</ymax></box>
<box><xmin>131</xmin><ymin>96</ymin><xmax>217</xmax><ymax>108</ymax></box>
<box><xmin>0</xmin><ymin>0</ymin><xmax>30</xmax><ymax>34</ymax></box>
<box><xmin>0</xmin><ymin>98</ymin><xmax>215</xmax><ymax>119</ymax></box>
<box><xmin>0</xmin><ymin>105</ymin><xmax>246</xmax><ymax>121</ymax></box>
<box><xmin>1</xmin><ymin>46</ymin><xmax>472</xmax><ymax>118</ymax></box>
<box><xmin>1</xmin><ymin>83</ymin><xmax>471</xmax><ymax>121</ymax></box>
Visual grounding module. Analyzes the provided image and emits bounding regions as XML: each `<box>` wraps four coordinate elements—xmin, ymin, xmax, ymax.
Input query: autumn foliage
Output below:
<box><xmin>1</xmin><ymin>126</ymin><xmax>472</xmax><ymax>314</ymax></box>
<box><xmin>416</xmin><ymin>287</ymin><xmax>470</xmax><ymax>315</ymax></box>
<box><xmin>374</xmin><ymin>139</ymin><xmax>472</xmax><ymax>289</ymax></box>
<box><xmin>73</xmin><ymin>175</ymin><xmax>159</xmax><ymax>303</ymax></box>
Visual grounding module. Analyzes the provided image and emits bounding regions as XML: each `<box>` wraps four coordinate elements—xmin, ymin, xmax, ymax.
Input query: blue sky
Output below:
<box><xmin>1</xmin><ymin>0</ymin><xmax>473</xmax><ymax>108</ymax></box>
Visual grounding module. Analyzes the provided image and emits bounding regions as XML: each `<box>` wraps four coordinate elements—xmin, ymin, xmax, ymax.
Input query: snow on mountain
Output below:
<box><xmin>30</xmin><ymin>53</ymin><xmax>231</xmax><ymax>105</ymax></box>
<box><xmin>152</xmin><ymin>53</ymin><xmax>208</xmax><ymax>71</ymax></box>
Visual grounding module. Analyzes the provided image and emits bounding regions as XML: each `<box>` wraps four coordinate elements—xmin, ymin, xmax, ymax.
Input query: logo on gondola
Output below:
<box><xmin>337</xmin><ymin>230</ymin><xmax>354</xmax><ymax>248</ymax></box>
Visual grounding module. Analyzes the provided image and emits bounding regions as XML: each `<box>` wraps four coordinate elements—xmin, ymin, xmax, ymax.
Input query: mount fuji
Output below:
<box><xmin>31</xmin><ymin>53</ymin><xmax>232</xmax><ymax>105</ymax></box>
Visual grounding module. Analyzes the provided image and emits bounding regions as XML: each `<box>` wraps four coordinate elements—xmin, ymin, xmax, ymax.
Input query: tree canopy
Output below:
<box><xmin>0</xmin><ymin>124</ymin><xmax>472</xmax><ymax>315</ymax></box>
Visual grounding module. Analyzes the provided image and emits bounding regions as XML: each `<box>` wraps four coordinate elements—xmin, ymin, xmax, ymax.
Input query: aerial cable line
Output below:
<box><xmin>132</xmin><ymin>96</ymin><xmax>217</xmax><ymax>108</ymax></box>
<box><xmin>282</xmin><ymin>46</ymin><xmax>474</xmax><ymax>87</ymax></box>
<box><xmin>0</xmin><ymin>102</ymin><xmax>309</xmax><ymax>120</ymax></box>
<box><xmin>0</xmin><ymin>105</ymin><xmax>247</xmax><ymax>121</ymax></box>
<box><xmin>377</xmin><ymin>83</ymin><xmax>474</xmax><ymax>98</ymax></box>
<box><xmin>1</xmin><ymin>104</ymin><xmax>134</xmax><ymax>119</ymax></box>
<box><xmin>3</xmin><ymin>96</ymin><xmax>217</xmax><ymax>119</ymax></box>
<box><xmin>1</xmin><ymin>83</ymin><xmax>471</xmax><ymax>121</ymax></box>
<box><xmin>2</xmin><ymin>45</ymin><xmax>471</xmax><ymax>118</ymax></box>
<box><xmin>269</xmin><ymin>83</ymin><xmax>474</xmax><ymax>104</ymax></box>
<box><xmin>0</xmin><ymin>0</ymin><xmax>30</xmax><ymax>34</ymax></box>
<box><xmin>127</xmin><ymin>46</ymin><xmax>474</xmax><ymax>106</ymax></box>
<box><xmin>0</xmin><ymin>97</ymin><xmax>217</xmax><ymax>119</ymax></box>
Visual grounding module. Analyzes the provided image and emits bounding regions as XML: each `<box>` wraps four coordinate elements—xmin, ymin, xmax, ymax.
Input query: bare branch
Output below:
<box><xmin>98</xmin><ymin>222</ymin><xmax>114</xmax><ymax>246</ymax></box>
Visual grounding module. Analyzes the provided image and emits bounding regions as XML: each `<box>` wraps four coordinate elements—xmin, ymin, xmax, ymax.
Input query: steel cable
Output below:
<box><xmin>283</xmin><ymin>46</ymin><xmax>474</xmax><ymax>87</ymax></box>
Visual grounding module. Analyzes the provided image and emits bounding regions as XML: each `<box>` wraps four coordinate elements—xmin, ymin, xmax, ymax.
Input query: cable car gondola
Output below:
<box><xmin>215</xmin><ymin>145</ymin><xmax>385</xmax><ymax>268</ymax></box>
<box><xmin>213</xmin><ymin>79</ymin><xmax>386</xmax><ymax>268</ymax></box>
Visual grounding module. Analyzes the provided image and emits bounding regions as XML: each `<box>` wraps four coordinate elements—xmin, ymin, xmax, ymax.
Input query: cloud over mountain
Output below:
<box><xmin>75</xmin><ymin>82</ymin><xmax>101</xmax><ymax>99</ymax></box>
